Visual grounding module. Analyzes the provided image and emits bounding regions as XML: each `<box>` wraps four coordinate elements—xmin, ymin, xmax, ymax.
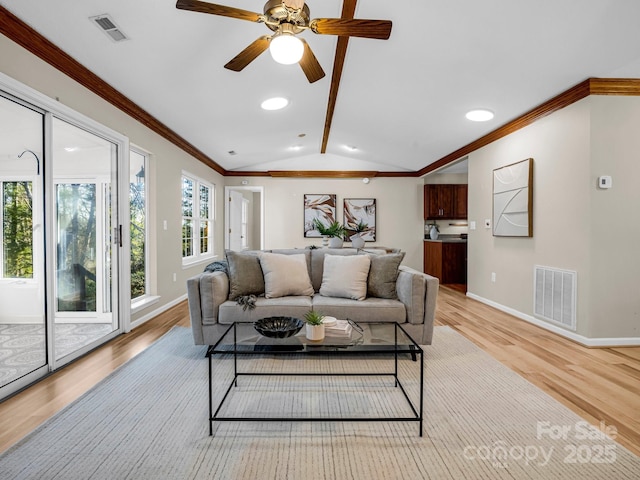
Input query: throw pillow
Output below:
<box><xmin>259</xmin><ymin>252</ymin><xmax>314</xmax><ymax>298</ymax></box>
<box><xmin>319</xmin><ymin>254</ymin><xmax>371</xmax><ymax>301</ymax></box>
<box><xmin>225</xmin><ymin>250</ymin><xmax>265</xmax><ymax>301</ymax></box>
<box><xmin>366</xmin><ymin>252</ymin><xmax>405</xmax><ymax>299</ymax></box>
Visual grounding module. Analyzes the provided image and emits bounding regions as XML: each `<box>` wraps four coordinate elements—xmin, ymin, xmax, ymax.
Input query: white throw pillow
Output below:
<box><xmin>319</xmin><ymin>254</ymin><xmax>371</xmax><ymax>301</ymax></box>
<box><xmin>259</xmin><ymin>252</ymin><xmax>314</xmax><ymax>298</ymax></box>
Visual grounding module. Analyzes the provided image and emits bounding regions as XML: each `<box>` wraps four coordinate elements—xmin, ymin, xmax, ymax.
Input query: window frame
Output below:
<box><xmin>129</xmin><ymin>148</ymin><xmax>149</xmax><ymax>302</ymax></box>
<box><xmin>181</xmin><ymin>171</ymin><xmax>214</xmax><ymax>266</ymax></box>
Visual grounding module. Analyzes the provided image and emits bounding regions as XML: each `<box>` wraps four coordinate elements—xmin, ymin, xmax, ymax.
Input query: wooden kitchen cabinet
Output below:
<box><xmin>423</xmin><ymin>240</ymin><xmax>467</xmax><ymax>284</ymax></box>
<box><xmin>453</xmin><ymin>184</ymin><xmax>467</xmax><ymax>219</ymax></box>
<box><xmin>424</xmin><ymin>184</ymin><xmax>467</xmax><ymax>219</ymax></box>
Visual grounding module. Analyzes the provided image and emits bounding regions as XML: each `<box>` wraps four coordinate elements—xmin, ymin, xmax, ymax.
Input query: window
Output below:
<box><xmin>2</xmin><ymin>180</ymin><xmax>34</xmax><ymax>279</ymax></box>
<box><xmin>182</xmin><ymin>173</ymin><xmax>214</xmax><ymax>264</ymax></box>
<box><xmin>130</xmin><ymin>149</ymin><xmax>147</xmax><ymax>300</ymax></box>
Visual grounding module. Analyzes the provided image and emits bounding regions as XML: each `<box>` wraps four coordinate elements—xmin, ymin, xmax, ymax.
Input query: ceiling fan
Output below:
<box><xmin>175</xmin><ymin>0</ymin><xmax>392</xmax><ymax>83</ymax></box>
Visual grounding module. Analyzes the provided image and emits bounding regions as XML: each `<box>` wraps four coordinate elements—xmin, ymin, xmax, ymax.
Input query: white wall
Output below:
<box><xmin>0</xmin><ymin>34</ymin><xmax>226</xmax><ymax>322</ymax></box>
<box><xmin>589</xmin><ymin>96</ymin><xmax>640</xmax><ymax>338</ymax></box>
<box><xmin>467</xmin><ymin>95</ymin><xmax>640</xmax><ymax>341</ymax></box>
<box><xmin>224</xmin><ymin>176</ymin><xmax>425</xmax><ymax>271</ymax></box>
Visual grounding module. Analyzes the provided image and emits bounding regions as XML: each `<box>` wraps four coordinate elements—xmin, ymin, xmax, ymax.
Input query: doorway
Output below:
<box><xmin>0</xmin><ymin>75</ymin><xmax>127</xmax><ymax>400</ymax></box>
<box><xmin>224</xmin><ymin>186</ymin><xmax>264</xmax><ymax>251</ymax></box>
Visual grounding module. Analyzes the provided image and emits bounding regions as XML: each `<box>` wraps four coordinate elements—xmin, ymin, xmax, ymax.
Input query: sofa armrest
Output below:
<box><xmin>396</xmin><ymin>266</ymin><xmax>439</xmax><ymax>344</ymax></box>
<box><xmin>186</xmin><ymin>271</ymin><xmax>229</xmax><ymax>344</ymax></box>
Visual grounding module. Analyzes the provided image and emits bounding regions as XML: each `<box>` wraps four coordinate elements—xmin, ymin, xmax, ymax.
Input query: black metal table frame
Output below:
<box><xmin>206</xmin><ymin>322</ymin><xmax>424</xmax><ymax>436</ymax></box>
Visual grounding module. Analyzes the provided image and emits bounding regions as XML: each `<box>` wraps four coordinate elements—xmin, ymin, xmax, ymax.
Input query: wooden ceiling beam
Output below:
<box><xmin>320</xmin><ymin>0</ymin><xmax>357</xmax><ymax>154</ymax></box>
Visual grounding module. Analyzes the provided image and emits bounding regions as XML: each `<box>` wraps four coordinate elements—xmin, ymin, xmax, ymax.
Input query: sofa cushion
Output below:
<box><xmin>271</xmin><ymin>248</ymin><xmax>311</xmax><ymax>275</ymax></box>
<box><xmin>365</xmin><ymin>252</ymin><xmax>405</xmax><ymax>299</ymax></box>
<box><xmin>218</xmin><ymin>296</ymin><xmax>313</xmax><ymax>324</ymax></box>
<box><xmin>259</xmin><ymin>252</ymin><xmax>314</xmax><ymax>298</ymax></box>
<box><xmin>310</xmin><ymin>248</ymin><xmax>357</xmax><ymax>292</ymax></box>
<box><xmin>319</xmin><ymin>254</ymin><xmax>371</xmax><ymax>301</ymax></box>
<box><xmin>312</xmin><ymin>296</ymin><xmax>405</xmax><ymax>323</ymax></box>
<box><xmin>226</xmin><ymin>250</ymin><xmax>264</xmax><ymax>300</ymax></box>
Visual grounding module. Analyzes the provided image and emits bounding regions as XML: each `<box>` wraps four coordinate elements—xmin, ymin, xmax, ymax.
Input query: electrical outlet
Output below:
<box><xmin>163</xmin><ymin>220</ymin><xmax>168</xmax><ymax>230</ymax></box>
<box><xmin>172</xmin><ymin>273</ymin><xmax>177</xmax><ymax>282</ymax></box>
<box><xmin>470</xmin><ymin>221</ymin><xmax>476</xmax><ymax>230</ymax></box>
<box><xmin>491</xmin><ymin>272</ymin><xmax>496</xmax><ymax>283</ymax></box>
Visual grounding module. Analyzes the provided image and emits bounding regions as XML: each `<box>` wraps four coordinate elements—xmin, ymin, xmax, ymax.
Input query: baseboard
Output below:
<box><xmin>466</xmin><ymin>292</ymin><xmax>640</xmax><ymax>347</ymax></box>
<box><xmin>129</xmin><ymin>294</ymin><xmax>188</xmax><ymax>330</ymax></box>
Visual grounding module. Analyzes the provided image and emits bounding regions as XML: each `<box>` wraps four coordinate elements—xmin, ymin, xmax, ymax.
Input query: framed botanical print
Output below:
<box><xmin>304</xmin><ymin>194</ymin><xmax>336</xmax><ymax>238</ymax></box>
<box><xmin>344</xmin><ymin>198</ymin><xmax>376</xmax><ymax>241</ymax></box>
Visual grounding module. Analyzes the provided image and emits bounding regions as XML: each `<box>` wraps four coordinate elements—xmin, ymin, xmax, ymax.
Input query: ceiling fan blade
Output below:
<box><xmin>176</xmin><ymin>0</ymin><xmax>262</xmax><ymax>23</ymax></box>
<box><xmin>224</xmin><ymin>36</ymin><xmax>270</xmax><ymax>72</ymax></box>
<box><xmin>311</xmin><ymin>18</ymin><xmax>392</xmax><ymax>40</ymax></box>
<box><xmin>299</xmin><ymin>39</ymin><xmax>325</xmax><ymax>83</ymax></box>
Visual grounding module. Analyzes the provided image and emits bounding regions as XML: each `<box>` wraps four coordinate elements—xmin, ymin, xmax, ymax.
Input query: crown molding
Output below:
<box><xmin>0</xmin><ymin>6</ymin><xmax>226</xmax><ymax>176</ymax></box>
<box><xmin>419</xmin><ymin>78</ymin><xmax>640</xmax><ymax>176</ymax></box>
<box><xmin>269</xmin><ymin>170</ymin><xmax>378</xmax><ymax>178</ymax></box>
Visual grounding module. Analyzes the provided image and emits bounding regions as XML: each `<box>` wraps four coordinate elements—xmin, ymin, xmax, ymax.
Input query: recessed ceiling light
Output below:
<box><xmin>290</xmin><ymin>145</ymin><xmax>303</xmax><ymax>151</ymax></box>
<box><xmin>465</xmin><ymin>109</ymin><xmax>494</xmax><ymax>122</ymax></box>
<box><xmin>345</xmin><ymin>145</ymin><xmax>358</xmax><ymax>152</ymax></box>
<box><xmin>261</xmin><ymin>97</ymin><xmax>289</xmax><ymax>111</ymax></box>
<box><xmin>64</xmin><ymin>147</ymin><xmax>79</xmax><ymax>152</ymax></box>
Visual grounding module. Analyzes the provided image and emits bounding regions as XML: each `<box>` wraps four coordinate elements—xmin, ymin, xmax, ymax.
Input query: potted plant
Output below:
<box><xmin>312</xmin><ymin>218</ymin><xmax>346</xmax><ymax>248</ymax></box>
<box><xmin>304</xmin><ymin>309</ymin><xmax>325</xmax><ymax>341</ymax></box>
<box><xmin>349</xmin><ymin>220</ymin><xmax>368</xmax><ymax>249</ymax></box>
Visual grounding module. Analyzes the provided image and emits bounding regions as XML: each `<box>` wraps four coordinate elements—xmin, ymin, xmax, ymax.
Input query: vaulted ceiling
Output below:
<box><xmin>2</xmin><ymin>0</ymin><xmax>640</xmax><ymax>176</ymax></box>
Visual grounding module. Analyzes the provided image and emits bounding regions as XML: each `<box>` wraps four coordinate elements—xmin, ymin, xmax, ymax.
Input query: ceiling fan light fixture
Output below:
<box><xmin>261</xmin><ymin>97</ymin><xmax>289</xmax><ymax>111</ymax></box>
<box><xmin>465</xmin><ymin>109</ymin><xmax>494</xmax><ymax>122</ymax></box>
<box><xmin>269</xmin><ymin>32</ymin><xmax>304</xmax><ymax>65</ymax></box>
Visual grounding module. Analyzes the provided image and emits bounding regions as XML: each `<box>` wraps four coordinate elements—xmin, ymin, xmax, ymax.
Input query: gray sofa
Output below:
<box><xmin>187</xmin><ymin>248</ymin><xmax>439</xmax><ymax>346</ymax></box>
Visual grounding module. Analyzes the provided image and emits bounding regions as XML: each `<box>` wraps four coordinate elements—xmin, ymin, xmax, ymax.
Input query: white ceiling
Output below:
<box><xmin>2</xmin><ymin>0</ymin><xmax>640</xmax><ymax>174</ymax></box>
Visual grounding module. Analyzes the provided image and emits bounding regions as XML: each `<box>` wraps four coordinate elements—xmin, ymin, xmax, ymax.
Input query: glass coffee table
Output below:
<box><xmin>206</xmin><ymin>321</ymin><xmax>424</xmax><ymax>436</ymax></box>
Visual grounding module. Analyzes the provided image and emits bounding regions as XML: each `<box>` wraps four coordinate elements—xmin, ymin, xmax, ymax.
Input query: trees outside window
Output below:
<box><xmin>2</xmin><ymin>181</ymin><xmax>33</xmax><ymax>279</ymax></box>
<box><xmin>129</xmin><ymin>150</ymin><xmax>147</xmax><ymax>300</ymax></box>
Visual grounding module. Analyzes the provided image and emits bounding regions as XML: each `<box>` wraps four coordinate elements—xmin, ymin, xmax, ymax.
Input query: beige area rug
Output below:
<box><xmin>0</xmin><ymin>326</ymin><xmax>638</xmax><ymax>479</ymax></box>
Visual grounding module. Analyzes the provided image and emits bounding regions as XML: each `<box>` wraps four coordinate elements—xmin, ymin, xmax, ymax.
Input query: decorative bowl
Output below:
<box><xmin>254</xmin><ymin>316</ymin><xmax>304</xmax><ymax>338</ymax></box>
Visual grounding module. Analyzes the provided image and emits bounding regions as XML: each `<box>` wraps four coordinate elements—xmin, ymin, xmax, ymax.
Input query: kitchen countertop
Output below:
<box><xmin>424</xmin><ymin>235</ymin><xmax>467</xmax><ymax>243</ymax></box>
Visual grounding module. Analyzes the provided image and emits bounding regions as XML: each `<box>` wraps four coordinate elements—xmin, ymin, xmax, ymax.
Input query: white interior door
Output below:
<box><xmin>228</xmin><ymin>189</ymin><xmax>243</xmax><ymax>251</ymax></box>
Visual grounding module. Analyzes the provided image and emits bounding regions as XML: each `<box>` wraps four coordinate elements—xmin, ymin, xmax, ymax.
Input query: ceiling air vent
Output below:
<box><xmin>90</xmin><ymin>14</ymin><xmax>128</xmax><ymax>42</ymax></box>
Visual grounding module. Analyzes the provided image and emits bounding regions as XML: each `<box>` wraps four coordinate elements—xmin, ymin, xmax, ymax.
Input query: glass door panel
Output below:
<box><xmin>52</xmin><ymin>118</ymin><xmax>119</xmax><ymax>362</ymax></box>
<box><xmin>0</xmin><ymin>94</ymin><xmax>46</xmax><ymax>391</ymax></box>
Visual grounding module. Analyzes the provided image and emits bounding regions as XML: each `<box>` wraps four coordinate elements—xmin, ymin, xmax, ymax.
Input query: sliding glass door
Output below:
<box><xmin>52</xmin><ymin>118</ymin><xmax>120</xmax><ymax>362</ymax></box>
<box><xmin>0</xmin><ymin>72</ymin><xmax>129</xmax><ymax>399</ymax></box>
<box><xmin>0</xmin><ymin>93</ymin><xmax>47</xmax><ymax>391</ymax></box>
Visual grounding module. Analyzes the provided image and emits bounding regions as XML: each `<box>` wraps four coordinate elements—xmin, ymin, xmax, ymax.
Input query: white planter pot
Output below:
<box><xmin>429</xmin><ymin>225</ymin><xmax>439</xmax><ymax>240</ymax></box>
<box><xmin>328</xmin><ymin>237</ymin><xmax>343</xmax><ymax>248</ymax></box>
<box><xmin>350</xmin><ymin>233</ymin><xmax>365</xmax><ymax>249</ymax></box>
<box><xmin>306</xmin><ymin>324</ymin><xmax>325</xmax><ymax>341</ymax></box>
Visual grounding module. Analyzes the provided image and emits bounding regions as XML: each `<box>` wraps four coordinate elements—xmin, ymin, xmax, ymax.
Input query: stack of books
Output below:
<box><xmin>324</xmin><ymin>319</ymin><xmax>352</xmax><ymax>338</ymax></box>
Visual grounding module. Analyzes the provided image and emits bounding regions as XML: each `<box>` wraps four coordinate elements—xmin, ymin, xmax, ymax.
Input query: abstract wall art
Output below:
<box><xmin>493</xmin><ymin>158</ymin><xmax>533</xmax><ymax>237</ymax></box>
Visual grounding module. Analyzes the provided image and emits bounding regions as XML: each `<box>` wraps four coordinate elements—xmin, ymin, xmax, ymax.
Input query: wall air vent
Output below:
<box><xmin>534</xmin><ymin>266</ymin><xmax>577</xmax><ymax>331</ymax></box>
<box><xmin>90</xmin><ymin>14</ymin><xmax>128</xmax><ymax>42</ymax></box>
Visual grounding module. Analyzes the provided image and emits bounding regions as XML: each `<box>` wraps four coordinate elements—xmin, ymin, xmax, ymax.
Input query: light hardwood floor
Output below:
<box><xmin>1</xmin><ymin>288</ymin><xmax>639</xmax><ymax>457</ymax></box>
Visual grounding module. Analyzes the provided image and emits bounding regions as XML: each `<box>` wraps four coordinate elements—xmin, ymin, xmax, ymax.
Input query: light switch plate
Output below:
<box><xmin>470</xmin><ymin>221</ymin><xmax>476</xmax><ymax>230</ymax></box>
